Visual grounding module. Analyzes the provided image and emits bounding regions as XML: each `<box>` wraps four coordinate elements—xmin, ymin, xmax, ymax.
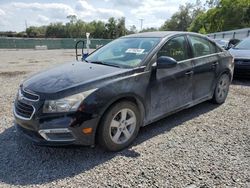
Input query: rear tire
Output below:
<box><xmin>98</xmin><ymin>101</ymin><xmax>141</xmax><ymax>151</ymax></box>
<box><xmin>212</xmin><ymin>73</ymin><xmax>230</xmax><ymax>104</ymax></box>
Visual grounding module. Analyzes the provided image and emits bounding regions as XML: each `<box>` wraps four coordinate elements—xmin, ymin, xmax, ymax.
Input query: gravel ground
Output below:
<box><xmin>0</xmin><ymin>49</ymin><xmax>249</xmax><ymax>188</ymax></box>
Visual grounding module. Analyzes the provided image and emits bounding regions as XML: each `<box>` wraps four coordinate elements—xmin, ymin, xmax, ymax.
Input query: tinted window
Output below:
<box><xmin>157</xmin><ymin>36</ymin><xmax>189</xmax><ymax>61</ymax></box>
<box><xmin>189</xmin><ymin>36</ymin><xmax>217</xmax><ymax>57</ymax></box>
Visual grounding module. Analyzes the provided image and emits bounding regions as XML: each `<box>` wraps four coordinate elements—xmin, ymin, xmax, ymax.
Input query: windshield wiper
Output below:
<box><xmin>89</xmin><ymin>61</ymin><xmax>122</xmax><ymax>68</ymax></box>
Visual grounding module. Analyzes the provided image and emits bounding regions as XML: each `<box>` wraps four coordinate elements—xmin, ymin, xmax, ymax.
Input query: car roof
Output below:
<box><xmin>214</xmin><ymin>39</ymin><xmax>229</xmax><ymax>42</ymax></box>
<box><xmin>122</xmin><ymin>31</ymin><xmax>204</xmax><ymax>38</ymax></box>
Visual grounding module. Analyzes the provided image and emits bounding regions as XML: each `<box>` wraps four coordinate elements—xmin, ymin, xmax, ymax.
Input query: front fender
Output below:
<box><xmin>82</xmin><ymin>70</ymin><xmax>151</xmax><ymax>126</ymax></box>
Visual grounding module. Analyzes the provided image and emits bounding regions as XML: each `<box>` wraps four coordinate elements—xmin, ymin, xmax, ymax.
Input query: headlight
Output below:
<box><xmin>43</xmin><ymin>89</ymin><xmax>96</xmax><ymax>113</ymax></box>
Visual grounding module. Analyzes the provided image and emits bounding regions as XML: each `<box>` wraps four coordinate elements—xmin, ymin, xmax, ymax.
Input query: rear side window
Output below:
<box><xmin>157</xmin><ymin>36</ymin><xmax>189</xmax><ymax>61</ymax></box>
<box><xmin>189</xmin><ymin>35</ymin><xmax>217</xmax><ymax>57</ymax></box>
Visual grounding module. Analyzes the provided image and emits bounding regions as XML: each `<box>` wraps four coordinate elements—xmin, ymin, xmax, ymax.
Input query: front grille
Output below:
<box><xmin>15</xmin><ymin>101</ymin><xmax>34</xmax><ymax>119</ymax></box>
<box><xmin>21</xmin><ymin>89</ymin><xmax>39</xmax><ymax>101</ymax></box>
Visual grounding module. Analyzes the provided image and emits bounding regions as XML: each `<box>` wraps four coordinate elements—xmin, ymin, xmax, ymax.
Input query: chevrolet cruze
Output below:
<box><xmin>14</xmin><ymin>32</ymin><xmax>234</xmax><ymax>151</ymax></box>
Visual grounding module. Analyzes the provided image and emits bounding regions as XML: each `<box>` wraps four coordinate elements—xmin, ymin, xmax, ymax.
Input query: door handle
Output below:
<box><xmin>185</xmin><ymin>70</ymin><xmax>194</xmax><ymax>76</ymax></box>
<box><xmin>212</xmin><ymin>62</ymin><xmax>219</xmax><ymax>67</ymax></box>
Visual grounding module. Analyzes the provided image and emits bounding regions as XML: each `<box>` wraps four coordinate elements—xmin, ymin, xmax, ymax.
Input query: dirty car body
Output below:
<box><xmin>14</xmin><ymin>32</ymin><xmax>234</xmax><ymax>148</ymax></box>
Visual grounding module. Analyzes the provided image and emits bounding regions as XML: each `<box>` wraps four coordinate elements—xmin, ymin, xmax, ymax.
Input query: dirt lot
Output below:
<box><xmin>0</xmin><ymin>49</ymin><xmax>249</xmax><ymax>187</ymax></box>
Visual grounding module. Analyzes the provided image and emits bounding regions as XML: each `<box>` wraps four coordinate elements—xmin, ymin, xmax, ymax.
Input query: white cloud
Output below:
<box><xmin>37</xmin><ymin>15</ymin><xmax>50</xmax><ymax>24</ymax></box>
<box><xmin>11</xmin><ymin>2</ymin><xmax>74</xmax><ymax>12</ymax></box>
<box><xmin>131</xmin><ymin>0</ymin><xmax>178</xmax><ymax>19</ymax></box>
<box><xmin>75</xmin><ymin>0</ymin><xmax>95</xmax><ymax>12</ymax></box>
<box><xmin>112</xmin><ymin>0</ymin><xmax>143</xmax><ymax>7</ymax></box>
<box><xmin>0</xmin><ymin>8</ymin><xmax>8</xmax><ymax>28</ymax></box>
<box><xmin>0</xmin><ymin>0</ymin><xmax>199</xmax><ymax>32</ymax></box>
<box><xmin>11</xmin><ymin>2</ymin><xmax>75</xmax><ymax>19</ymax></box>
<box><xmin>0</xmin><ymin>8</ymin><xmax>5</xmax><ymax>16</ymax></box>
<box><xmin>96</xmin><ymin>8</ymin><xmax>124</xmax><ymax>18</ymax></box>
<box><xmin>129</xmin><ymin>0</ymin><xmax>197</xmax><ymax>29</ymax></box>
<box><xmin>75</xmin><ymin>0</ymin><xmax>124</xmax><ymax>20</ymax></box>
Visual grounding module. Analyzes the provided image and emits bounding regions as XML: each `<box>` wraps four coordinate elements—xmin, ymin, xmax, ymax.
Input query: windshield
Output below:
<box><xmin>234</xmin><ymin>37</ymin><xmax>250</xmax><ymax>50</ymax></box>
<box><xmin>214</xmin><ymin>39</ymin><xmax>228</xmax><ymax>46</ymax></box>
<box><xmin>85</xmin><ymin>37</ymin><xmax>161</xmax><ymax>68</ymax></box>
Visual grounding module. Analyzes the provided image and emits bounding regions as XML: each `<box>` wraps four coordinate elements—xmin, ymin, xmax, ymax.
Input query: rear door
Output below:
<box><xmin>187</xmin><ymin>35</ymin><xmax>220</xmax><ymax>101</ymax></box>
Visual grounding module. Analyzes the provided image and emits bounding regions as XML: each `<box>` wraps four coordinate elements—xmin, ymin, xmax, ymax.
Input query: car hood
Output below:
<box><xmin>229</xmin><ymin>48</ymin><xmax>250</xmax><ymax>59</ymax></box>
<box><xmin>23</xmin><ymin>61</ymin><xmax>130</xmax><ymax>94</ymax></box>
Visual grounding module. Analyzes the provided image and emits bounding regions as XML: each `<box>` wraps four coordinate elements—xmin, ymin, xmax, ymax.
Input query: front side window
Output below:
<box><xmin>157</xmin><ymin>36</ymin><xmax>189</xmax><ymax>61</ymax></box>
<box><xmin>86</xmin><ymin>37</ymin><xmax>160</xmax><ymax>68</ymax></box>
<box><xmin>189</xmin><ymin>35</ymin><xmax>217</xmax><ymax>57</ymax></box>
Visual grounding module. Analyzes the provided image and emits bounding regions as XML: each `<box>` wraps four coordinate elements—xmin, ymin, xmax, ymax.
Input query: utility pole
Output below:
<box><xmin>25</xmin><ymin>20</ymin><xmax>28</xmax><ymax>30</ymax></box>
<box><xmin>139</xmin><ymin>19</ymin><xmax>144</xmax><ymax>31</ymax></box>
<box><xmin>124</xmin><ymin>17</ymin><xmax>126</xmax><ymax>35</ymax></box>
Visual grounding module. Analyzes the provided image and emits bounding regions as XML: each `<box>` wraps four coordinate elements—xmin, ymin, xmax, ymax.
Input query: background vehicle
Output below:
<box><xmin>214</xmin><ymin>39</ymin><xmax>230</xmax><ymax>49</ymax></box>
<box><xmin>229</xmin><ymin>37</ymin><xmax>250</xmax><ymax>78</ymax></box>
<box><xmin>13</xmin><ymin>32</ymin><xmax>234</xmax><ymax>151</ymax></box>
<box><xmin>214</xmin><ymin>38</ymin><xmax>240</xmax><ymax>50</ymax></box>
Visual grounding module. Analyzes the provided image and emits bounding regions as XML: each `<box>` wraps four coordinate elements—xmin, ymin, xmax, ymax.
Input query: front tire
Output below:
<box><xmin>212</xmin><ymin>73</ymin><xmax>230</xmax><ymax>104</ymax></box>
<box><xmin>98</xmin><ymin>101</ymin><xmax>141</xmax><ymax>151</ymax></box>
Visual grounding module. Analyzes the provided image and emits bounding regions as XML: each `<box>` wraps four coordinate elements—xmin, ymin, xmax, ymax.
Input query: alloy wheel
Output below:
<box><xmin>109</xmin><ymin>108</ymin><xmax>137</xmax><ymax>144</ymax></box>
<box><xmin>216</xmin><ymin>75</ymin><xmax>229</xmax><ymax>100</ymax></box>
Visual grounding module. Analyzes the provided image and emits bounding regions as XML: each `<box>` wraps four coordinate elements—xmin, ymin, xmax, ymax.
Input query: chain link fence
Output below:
<box><xmin>0</xmin><ymin>37</ymin><xmax>112</xmax><ymax>49</ymax></box>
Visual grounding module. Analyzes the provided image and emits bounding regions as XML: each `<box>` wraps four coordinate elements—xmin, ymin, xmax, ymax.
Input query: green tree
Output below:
<box><xmin>116</xmin><ymin>17</ymin><xmax>126</xmax><ymax>37</ymax></box>
<box><xmin>160</xmin><ymin>3</ymin><xmax>193</xmax><ymax>31</ymax></box>
<box><xmin>206</xmin><ymin>0</ymin><xmax>220</xmax><ymax>7</ymax></box>
<box><xmin>26</xmin><ymin>26</ymin><xmax>47</xmax><ymax>37</ymax></box>
<box><xmin>105</xmin><ymin>17</ymin><xmax>117</xmax><ymax>39</ymax></box>
<box><xmin>90</xmin><ymin>21</ymin><xmax>106</xmax><ymax>38</ymax></box>
<box><xmin>66</xmin><ymin>15</ymin><xmax>77</xmax><ymax>24</ymax></box>
<box><xmin>127</xmin><ymin>25</ymin><xmax>137</xmax><ymax>35</ymax></box>
<box><xmin>188</xmin><ymin>12</ymin><xmax>207</xmax><ymax>33</ymax></box>
<box><xmin>140</xmin><ymin>27</ymin><xmax>158</xmax><ymax>32</ymax></box>
<box><xmin>189</xmin><ymin>0</ymin><xmax>250</xmax><ymax>33</ymax></box>
<box><xmin>46</xmin><ymin>23</ymin><xmax>66</xmax><ymax>38</ymax></box>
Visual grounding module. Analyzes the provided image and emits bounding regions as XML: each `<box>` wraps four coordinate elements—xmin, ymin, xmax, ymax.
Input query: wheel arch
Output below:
<box><xmin>218</xmin><ymin>68</ymin><xmax>233</xmax><ymax>81</ymax></box>
<box><xmin>94</xmin><ymin>94</ymin><xmax>146</xmax><ymax>144</ymax></box>
<box><xmin>212</xmin><ymin>68</ymin><xmax>232</xmax><ymax>93</ymax></box>
<box><xmin>101</xmin><ymin>93</ymin><xmax>145</xmax><ymax>125</ymax></box>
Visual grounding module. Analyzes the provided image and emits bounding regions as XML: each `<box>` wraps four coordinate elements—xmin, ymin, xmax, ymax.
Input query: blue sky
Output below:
<box><xmin>0</xmin><ymin>0</ymin><xmax>198</xmax><ymax>32</ymax></box>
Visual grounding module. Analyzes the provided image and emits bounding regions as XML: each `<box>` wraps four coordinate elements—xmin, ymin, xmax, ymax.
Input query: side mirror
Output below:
<box><xmin>222</xmin><ymin>45</ymin><xmax>227</xmax><ymax>50</ymax></box>
<box><xmin>226</xmin><ymin>43</ymin><xmax>235</xmax><ymax>50</ymax></box>
<box><xmin>157</xmin><ymin>56</ymin><xmax>177</xmax><ymax>69</ymax></box>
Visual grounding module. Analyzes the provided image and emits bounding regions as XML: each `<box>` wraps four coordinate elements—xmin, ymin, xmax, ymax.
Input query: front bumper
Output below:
<box><xmin>15</xmin><ymin>124</ymin><xmax>75</xmax><ymax>146</ymax></box>
<box><xmin>14</xmin><ymin>110</ymin><xmax>100</xmax><ymax>146</ymax></box>
<box><xmin>13</xmin><ymin>87</ymin><xmax>101</xmax><ymax>146</ymax></box>
<box><xmin>234</xmin><ymin>60</ymin><xmax>250</xmax><ymax>77</ymax></box>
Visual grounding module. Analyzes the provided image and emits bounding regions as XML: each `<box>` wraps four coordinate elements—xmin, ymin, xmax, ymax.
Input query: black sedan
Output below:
<box><xmin>14</xmin><ymin>32</ymin><xmax>234</xmax><ymax>151</ymax></box>
<box><xmin>229</xmin><ymin>37</ymin><xmax>250</xmax><ymax>77</ymax></box>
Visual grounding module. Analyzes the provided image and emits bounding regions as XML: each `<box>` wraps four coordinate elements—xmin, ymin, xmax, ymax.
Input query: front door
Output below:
<box><xmin>149</xmin><ymin>35</ymin><xmax>193</xmax><ymax>120</ymax></box>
